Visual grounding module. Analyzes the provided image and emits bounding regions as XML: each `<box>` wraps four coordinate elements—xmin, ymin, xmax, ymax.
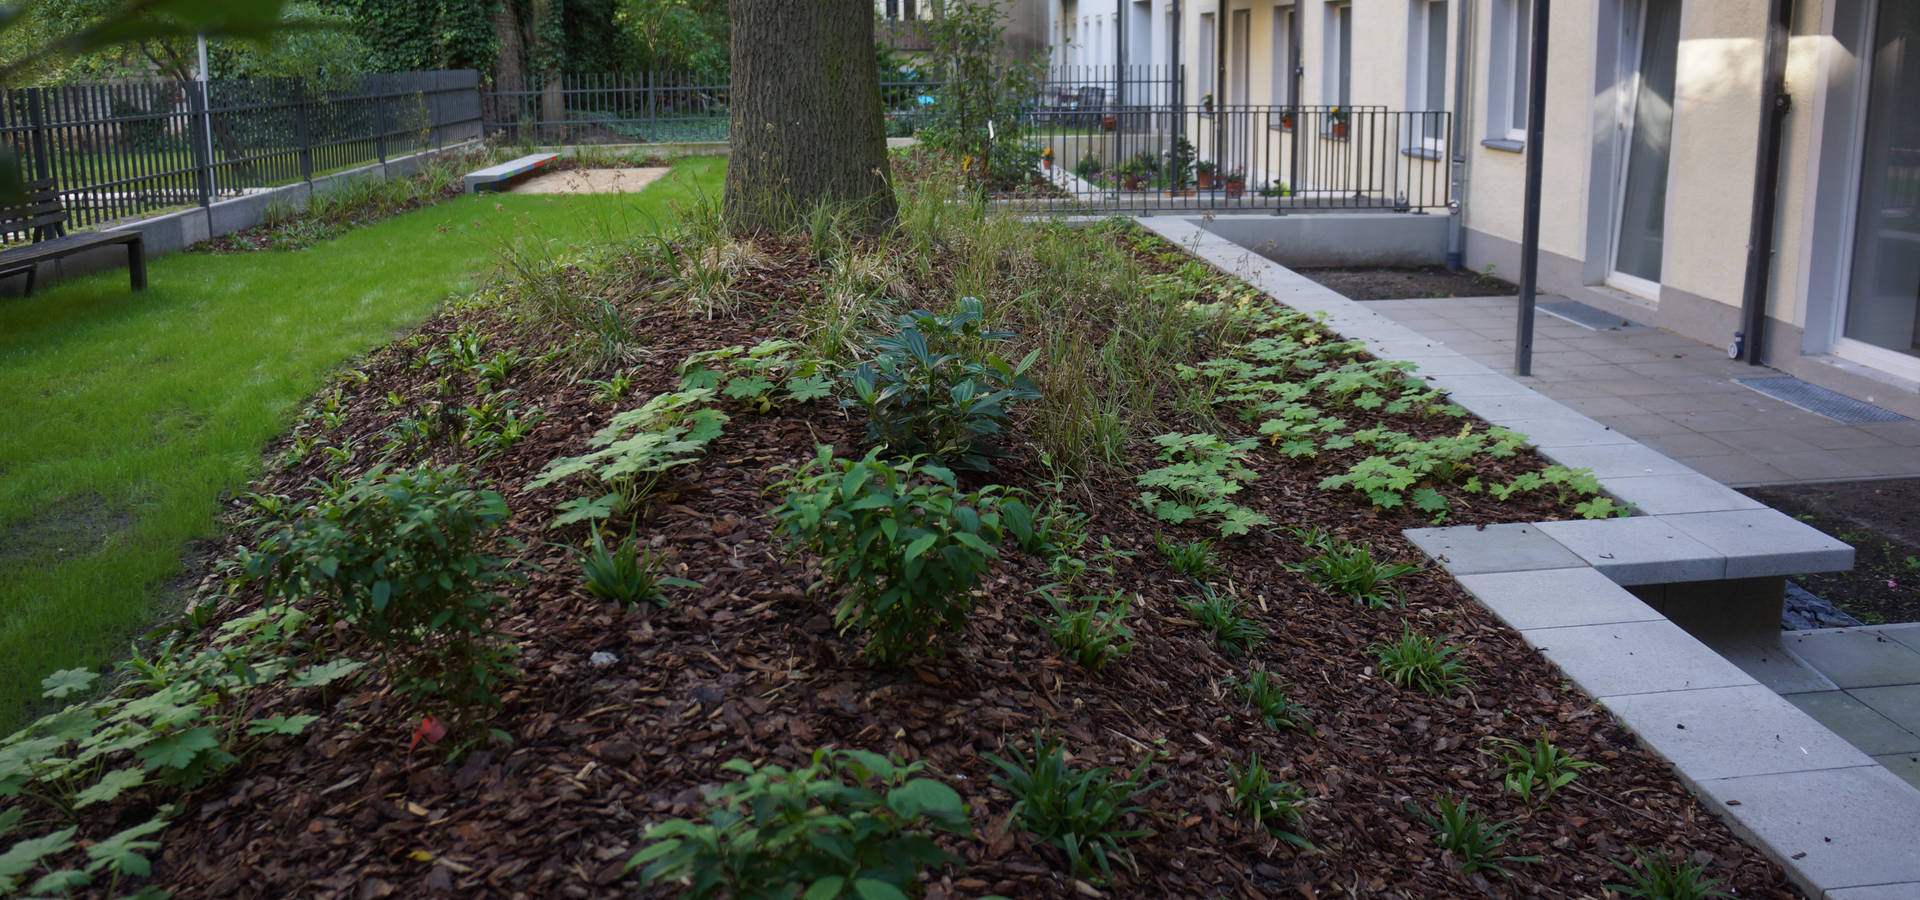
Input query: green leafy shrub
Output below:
<box><xmin>1417</xmin><ymin>795</ymin><xmax>1538</xmax><ymax>878</ymax></box>
<box><xmin>1370</xmin><ymin>628</ymin><xmax>1475</xmax><ymax>697</ymax></box>
<box><xmin>578</xmin><ymin>533</ymin><xmax>694</xmax><ymax>608</ymax></box>
<box><xmin>1227</xmin><ymin>753</ymin><xmax>1310</xmax><ymax>847</ymax></box>
<box><xmin>1137</xmin><ymin>433</ymin><xmax>1271</xmax><ymax>537</ymax></box>
<box><xmin>845</xmin><ymin>297</ymin><xmax>1041</xmax><ymax>472</ymax></box>
<box><xmin>679</xmin><ymin>339</ymin><xmax>836</xmax><ymax>412</ymax></box>
<box><xmin>528</xmin><ymin>387</ymin><xmax>728</xmax><ymax>526</ymax></box>
<box><xmin>986</xmin><ymin>734</ymin><xmax>1160</xmax><ymax>881</ymax></box>
<box><xmin>1287</xmin><ymin>527</ymin><xmax>1422</xmax><ymax>608</ymax></box>
<box><xmin>242</xmin><ymin>465</ymin><xmax>515</xmax><ymax>708</ymax></box>
<box><xmin>1608</xmin><ymin>847</ymin><xmax>1732</xmax><ymax>899</ymax></box>
<box><xmin>772</xmin><ymin>448</ymin><xmax>1005</xmax><ymax>663</ymax></box>
<box><xmin>1226</xmin><ymin>668</ymin><xmax>1310</xmax><ymax>732</ymax></box>
<box><xmin>1186</xmin><ymin>587</ymin><xmax>1265</xmax><ymax>658</ymax></box>
<box><xmin>1000</xmin><ymin>494</ymin><xmax>1086</xmax><ymax>559</ymax></box>
<box><xmin>626</xmin><ymin>750</ymin><xmax>972</xmax><ymax>898</ymax></box>
<box><xmin>1485</xmin><ymin>729</ymin><xmax>1603</xmax><ymax>808</ymax></box>
<box><xmin>1038</xmin><ymin>592</ymin><xmax>1135</xmax><ymax>671</ymax></box>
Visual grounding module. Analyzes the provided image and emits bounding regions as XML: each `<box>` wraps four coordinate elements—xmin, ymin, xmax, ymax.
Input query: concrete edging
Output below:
<box><xmin>1138</xmin><ymin>216</ymin><xmax>1920</xmax><ymax>898</ymax></box>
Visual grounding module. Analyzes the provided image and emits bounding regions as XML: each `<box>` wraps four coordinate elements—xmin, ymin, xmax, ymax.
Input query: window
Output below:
<box><xmin>1489</xmin><ymin>0</ymin><xmax>1533</xmax><ymax>144</ymax></box>
<box><xmin>877</xmin><ymin>0</ymin><xmax>920</xmax><ymax>22</ymax></box>
<box><xmin>1406</xmin><ymin>0</ymin><xmax>1448</xmax><ymax>149</ymax></box>
<box><xmin>1323</xmin><ymin>3</ymin><xmax>1351</xmax><ymax>109</ymax></box>
<box><xmin>1271</xmin><ymin>5</ymin><xmax>1298</xmax><ymax>110</ymax></box>
<box><xmin>1199</xmin><ymin>12</ymin><xmax>1216</xmax><ymax>105</ymax></box>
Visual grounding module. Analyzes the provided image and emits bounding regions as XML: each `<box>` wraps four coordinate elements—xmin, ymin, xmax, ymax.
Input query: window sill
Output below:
<box><xmin>1481</xmin><ymin>138</ymin><xmax>1525</xmax><ymax>153</ymax></box>
<box><xmin>1401</xmin><ymin>147</ymin><xmax>1443</xmax><ymax>161</ymax></box>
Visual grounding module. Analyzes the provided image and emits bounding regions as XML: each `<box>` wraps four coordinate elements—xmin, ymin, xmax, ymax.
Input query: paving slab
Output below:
<box><xmin>1829</xmin><ymin>882</ymin><xmax>1920</xmax><ymax>899</ymax></box>
<box><xmin>1403</xmin><ymin>523</ymin><xmax>1585</xmax><ymax>575</ymax></box>
<box><xmin>1783</xmin><ymin>629</ymin><xmax>1920</xmax><ymax>690</ymax></box>
<box><xmin>1711</xmin><ymin>635</ymin><xmax>1841</xmax><ymax>694</ymax></box>
<box><xmin>1447</xmin><ymin>391</ymin><xmax>1584</xmax><ymax>423</ymax></box>
<box><xmin>1873</xmin><ymin>623</ymin><xmax>1920</xmax><ymax>653</ymax></box>
<box><xmin>1537</xmin><ymin>442</ymin><xmax>1702</xmax><ymax>479</ymax></box>
<box><xmin>1452</xmin><ymin>567</ymin><xmax>1663</xmax><ymax>631</ymax></box>
<box><xmin>1534</xmin><ymin>517</ymin><xmax>1724</xmax><ymax>584</ymax></box>
<box><xmin>1871</xmin><ymin>752</ymin><xmax>1920</xmax><ymax>791</ymax></box>
<box><xmin>1596</xmin><ymin>472</ymin><xmax>1767</xmax><ymax>515</ymax></box>
<box><xmin>1607</xmin><ymin>684</ymin><xmax>1876</xmax><ymax>779</ymax></box>
<box><xmin>1690</xmin><ymin>766</ymin><xmax>1920</xmax><ymax>894</ymax></box>
<box><xmin>1497</xmin><ymin>416</ymin><xmax>1639</xmax><ymax>449</ymax></box>
<box><xmin>1784</xmin><ymin>691</ymin><xmax>1920</xmax><ymax>756</ymax></box>
<box><xmin>1661</xmin><ymin>510</ymin><xmax>1855</xmax><ymax>579</ymax></box>
<box><xmin>1519</xmin><ymin>619</ymin><xmax>1758</xmax><ymax>698</ymax></box>
<box><xmin>1849</xmin><ymin>684</ymin><xmax>1920</xmax><ymax>737</ymax></box>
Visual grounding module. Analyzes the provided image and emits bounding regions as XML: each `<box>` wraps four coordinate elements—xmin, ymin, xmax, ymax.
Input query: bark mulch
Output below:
<box><xmin>114</xmin><ymin>228</ymin><xmax>1799</xmax><ymax>899</ymax></box>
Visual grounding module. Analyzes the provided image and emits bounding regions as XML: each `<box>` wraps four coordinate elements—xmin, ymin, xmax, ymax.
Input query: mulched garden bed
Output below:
<box><xmin>21</xmin><ymin>217</ymin><xmax>1800</xmax><ymax>899</ymax></box>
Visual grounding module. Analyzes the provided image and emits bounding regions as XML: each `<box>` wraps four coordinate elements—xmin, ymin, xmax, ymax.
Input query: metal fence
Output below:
<box><xmin>0</xmin><ymin>70</ymin><xmax>483</xmax><ymax>233</ymax></box>
<box><xmin>481</xmin><ymin>65</ymin><xmax>1185</xmax><ymax>146</ymax></box>
<box><xmin>1025</xmin><ymin>105</ymin><xmax>1453</xmax><ymax>214</ymax></box>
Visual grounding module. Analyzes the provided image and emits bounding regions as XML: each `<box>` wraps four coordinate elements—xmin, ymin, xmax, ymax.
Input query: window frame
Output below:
<box><xmin>1488</xmin><ymin>0</ymin><xmax>1533</xmax><ymax>146</ymax></box>
<box><xmin>1405</xmin><ymin>0</ymin><xmax>1449</xmax><ymax>152</ymax></box>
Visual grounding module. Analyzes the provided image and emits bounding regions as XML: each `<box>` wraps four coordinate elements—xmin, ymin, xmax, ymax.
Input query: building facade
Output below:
<box><xmin>1048</xmin><ymin>0</ymin><xmax>1920</xmax><ymax>417</ymax></box>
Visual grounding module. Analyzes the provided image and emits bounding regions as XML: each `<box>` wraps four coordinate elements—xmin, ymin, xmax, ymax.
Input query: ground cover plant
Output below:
<box><xmin>0</xmin><ymin>154</ymin><xmax>1804</xmax><ymax>897</ymax></box>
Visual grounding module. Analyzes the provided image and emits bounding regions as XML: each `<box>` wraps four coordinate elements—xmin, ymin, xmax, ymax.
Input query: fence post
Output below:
<box><xmin>376</xmin><ymin>83</ymin><xmax>388</xmax><ymax>164</ymax></box>
<box><xmin>296</xmin><ymin>84</ymin><xmax>313</xmax><ymax>183</ymax></box>
<box><xmin>187</xmin><ymin>83</ymin><xmax>212</xmax><ymax>207</ymax></box>
<box><xmin>25</xmin><ymin>89</ymin><xmax>52</xmax><ymax>184</ymax></box>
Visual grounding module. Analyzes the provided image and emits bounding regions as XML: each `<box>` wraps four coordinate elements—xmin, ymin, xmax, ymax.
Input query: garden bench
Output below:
<box><xmin>464</xmin><ymin>153</ymin><xmax>560</xmax><ymax>193</ymax></box>
<box><xmin>0</xmin><ymin>179</ymin><xmax>146</xmax><ymax>296</ymax></box>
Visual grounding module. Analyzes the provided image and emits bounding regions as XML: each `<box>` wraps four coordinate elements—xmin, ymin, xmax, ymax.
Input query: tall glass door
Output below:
<box><xmin>1610</xmin><ymin>0</ymin><xmax>1681</xmax><ymax>288</ymax></box>
<box><xmin>1843</xmin><ymin>0</ymin><xmax>1920</xmax><ymax>362</ymax></box>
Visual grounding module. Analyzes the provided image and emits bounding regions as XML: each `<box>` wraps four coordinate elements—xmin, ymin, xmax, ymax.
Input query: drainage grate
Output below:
<box><xmin>1538</xmin><ymin>300</ymin><xmax>1646</xmax><ymax>330</ymax></box>
<box><xmin>1736</xmin><ymin>377</ymin><xmax>1913</xmax><ymax>424</ymax></box>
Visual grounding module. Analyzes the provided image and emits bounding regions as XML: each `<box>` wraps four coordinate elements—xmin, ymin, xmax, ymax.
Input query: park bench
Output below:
<box><xmin>0</xmin><ymin>179</ymin><xmax>146</xmax><ymax>296</ymax></box>
<box><xmin>464</xmin><ymin>153</ymin><xmax>560</xmax><ymax>193</ymax></box>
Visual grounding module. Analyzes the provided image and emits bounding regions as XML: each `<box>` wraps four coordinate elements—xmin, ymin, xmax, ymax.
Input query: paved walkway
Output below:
<box><xmin>1367</xmin><ymin>295</ymin><xmax>1920</xmax><ymax>486</ymax></box>
<box><xmin>1367</xmin><ymin>293</ymin><xmax>1920</xmax><ymax>790</ymax></box>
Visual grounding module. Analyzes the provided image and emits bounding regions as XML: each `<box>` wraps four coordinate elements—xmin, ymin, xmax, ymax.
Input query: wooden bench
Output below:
<box><xmin>0</xmin><ymin>179</ymin><xmax>145</xmax><ymax>296</ymax></box>
<box><xmin>463</xmin><ymin>153</ymin><xmax>560</xmax><ymax>193</ymax></box>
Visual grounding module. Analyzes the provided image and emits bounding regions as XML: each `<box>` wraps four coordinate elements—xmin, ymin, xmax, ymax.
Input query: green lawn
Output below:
<box><xmin>0</xmin><ymin>156</ymin><xmax>725</xmax><ymax>728</ymax></box>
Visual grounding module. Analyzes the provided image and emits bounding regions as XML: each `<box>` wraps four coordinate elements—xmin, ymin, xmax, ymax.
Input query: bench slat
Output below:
<box><xmin>0</xmin><ymin>229</ymin><xmax>139</xmax><ymax>266</ymax></box>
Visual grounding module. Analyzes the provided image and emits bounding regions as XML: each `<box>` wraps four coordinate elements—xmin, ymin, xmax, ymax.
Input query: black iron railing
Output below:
<box><xmin>0</xmin><ymin>71</ymin><xmax>482</xmax><ymax>234</ymax></box>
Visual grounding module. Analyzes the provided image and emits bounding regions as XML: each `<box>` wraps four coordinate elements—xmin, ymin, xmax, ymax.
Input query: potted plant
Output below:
<box><xmin>1201</xmin><ymin>93</ymin><xmax>1214</xmax><ymax>114</ymax></box>
<box><xmin>1279</xmin><ymin>110</ymin><xmax>1295</xmax><ymax>130</ymax></box>
<box><xmin>1258</xmin><ymin>179</ymin><xmax>1292</xmax><ymax>198</ymax></box>
<box><xmin>1041</xmin><ymin>146</ymin><xmax>1054</xmax><ymax>171</ymax></box>
<box><xmin>1329</xmin><ymin>106</ymin><xmax>1350</xmax><ymax>139</ymax></box>
<box><xmin>1119</xmin><ymin>151</ymin><xmax>1157</xmax><ymax>191</ymax></box>
<box><xmin>1195</xmin><ymin>160</ymin><xmax>1218</xmax><ymax>190</ymax></box>
<box><xmin>1102</xmin><ymin>113</ymin><xmax>1116</xmax><ymax>132</ymax></box>
<box><xmin>1223</xmin><ymin>166</ymin><xmax>1247</xmax><ymax>198</ymax></box>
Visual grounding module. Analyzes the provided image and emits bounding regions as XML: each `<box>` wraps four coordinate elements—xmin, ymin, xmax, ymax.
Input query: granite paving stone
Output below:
<box><xmin>1607</xmin><ymin>684</ymin><xmax>1876</xmax><ymax>779</ymax></box>
<box><xmin>1452</xmin><ymin>567</ymin><xmax>1663</xmax><ymax>631</ymax></box>
<box><xmin>1784</xmin><ymin>691</ymin><xmax>1920</xmax><ymax>756</ymax></box>
<box><xmin>1403</xmin><ymin>523</ymin><xmax>1586</xmax><ymax>575</ymax></box>
<box><xmin>1690</xmin><ymin>766</ymin><xmax>1920</xmax><ymax>893</ymax></box>
<box><xmin>1662</xmin><ymin>510</ymin><xmax>1854</xmax><ymax>578</ymax></box>
<box><xmin>1850</xmin><ymin>684</ymin><xmax>1920</xmax><ymax>737</ymax></box>
<box><xmin>1519</xmin><ymin>619</ymin><xmax>1758</xmax><ymax>698</ymax></box>
<box><xmin>1597</xmin><ymin>472</ymin><xmax>1766</xmax><ymax>515</ymax></box>
<box><xmin>1534</xmin><ymin>517</ymin><xmax>1724</xmax><ymax>584</ymax></box>
<box><xmin>1783</xmin><ymin>629</ymin><xmax>1920</xmax><ymax>690</ymax></box>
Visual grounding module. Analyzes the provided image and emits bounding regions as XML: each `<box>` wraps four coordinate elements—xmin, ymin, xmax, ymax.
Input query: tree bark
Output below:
<box><xmin>492</xmin><ymin>0</ymin><xmax>524</xmax><ymax>133</ymax></box>
<box><xmin>726</xmin><ymin>0</ymin><xmax>896</xmax><ymax>234</ymax></box>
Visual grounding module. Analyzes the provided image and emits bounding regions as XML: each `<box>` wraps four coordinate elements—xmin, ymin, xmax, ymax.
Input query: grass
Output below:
<box><xmin>0</xmin><ymin>155</ymin><xmax>725</xmax><ymax>728</ymax></box>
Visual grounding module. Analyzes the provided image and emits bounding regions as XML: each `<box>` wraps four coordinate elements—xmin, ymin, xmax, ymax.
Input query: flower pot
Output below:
<box><xmin>1331</xmin><ymin>122</ymin><xmax>1348</xmax><ymax>139</ymax></box>
<box><xmin>1225</xmin><ymin>179</ymin><xmax>1246</xmax><ymax>199</ymax></box>
<box><xmin>1280</xmin><ymin>114</ymin><xmax>1294</xmax><ymax>130</ymax></box>
<box><xmin>1197</xmin><ymin>172</ymin><xmax>1214</xmax><ymax>189</ymax></box>
<box><xmin>1101</xmin><ymin>115</ymin><xmax>1116</xmax><ymax>132</ymax></box>
<box><xmin>1042</xmin><ymin>158</ymin><xmax>1052</xmax><ymax>171</ymax></box>
<box><xmin>1124</xmin><ymin>174</ymin><xmax>1145</xmax><ymax>190</ymax></box>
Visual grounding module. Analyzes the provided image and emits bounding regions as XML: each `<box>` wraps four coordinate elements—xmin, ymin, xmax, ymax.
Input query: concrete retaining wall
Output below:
<box><xmin>1198</xmin><ymin>212</ymin><xmax>1450</xmax><ymax>268</ymax></box>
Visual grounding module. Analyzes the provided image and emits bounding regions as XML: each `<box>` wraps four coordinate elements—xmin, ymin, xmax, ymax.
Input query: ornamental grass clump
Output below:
<box><xmin>772</xmin><ymin>447</ymin><xmax>1004</xmax><ymax>664</ymax></box>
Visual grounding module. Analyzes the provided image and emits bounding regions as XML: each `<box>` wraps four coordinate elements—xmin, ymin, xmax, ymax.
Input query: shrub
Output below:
<box><xmin>844</xmin><ymin>297</ymin><xmax>1040</xmax><ymax>472</ymax></box>
<box><xmin>986</xmin><ymin>734</ymin><xmax>1160</xmax><ymax>881</ymax></box>
<box><xmin>1287</xmin><ymin>527</ymin><xmax>1422</xmax><ymax>609</ymax></box>
<box><xmin>242</xmin><ymin>465</ymin><xmax>516</xmax><ymax>708</ymax></box>
<box><xmin>1000</xmin><ymin>495</ymin><xmax>1085</xmax><ymax>559</ymax></box>
<box><xmin>578</xmin><ymin>533</ymin><xmax>692</xmax><ymax>608</ymax></box>
<box><xmin>1227</xmin><ymin>669</ymin><xmax>1310</xmax><ymax>732</ymax></box>
<box><xmin>1038</xmin><ymin>592</ymin><xmax>1135</xmax><ymax>671</ymax></box>
<box><xmin>528</xmin><ymin>387</ymin><xmax>728</xmax><ymax>526</ymax></box>
<box><xmin>1136</xmin><ymin>433</ymin><xmax>1271</xmax><ymax>537</ymax></box>
<box><xmin>1416</xmin><ymin>795</ymin><xmax>1538</xmax><ymax>879</ymax></box>
<box><xmin>1485</xmin><ymin>729</ymin><xmax>1603</xmax><ymax>808</ymax></box>
<box><xmin>1608</xmin><ymin>848</ymin><xmax>1733</xmax><ymax>899</ymax></box>
<box><xmin>772</xmin><ymin>448</ymin><xmax>1005</xmax><ymax>663</ymax></box>
<box><xmin>1227</xmin><ymin>753</ymin><xmax>1310</xmax><ymax>847</ymax></box>
<box><xmin>626</xmin><ymin>750</ymin><xmax>972</xmax><ymax>898</ymax></box>
<box><xmin>1370</xmin><ymin>628</ymin><xmax>1474</xmax><ymax>697</ymax></box>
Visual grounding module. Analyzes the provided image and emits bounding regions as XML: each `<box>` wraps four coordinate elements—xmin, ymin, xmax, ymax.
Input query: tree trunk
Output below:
<box><xmin>493</xmin><ymin>0</ymin><xmax>524</xmax><ymax>136</ymax></box>
<box><xmin>531</xmin><ymin>0</ymin><xmax>566</xmax><ymax>143</ymax></box>
<box><xmin>726</xmin><ymin>0</ymin><xmax>896</xmax><ymax>234</ymax></box>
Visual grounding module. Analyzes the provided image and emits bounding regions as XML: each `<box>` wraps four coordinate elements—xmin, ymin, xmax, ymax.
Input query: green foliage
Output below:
<box><xmin>680</xmin><ymin>339</ymin><xmax>836</xmax><ymax>413</ymax></box>
<box><xmin>626</xmin><ymin>749</ymin><xmax>971</xmax><ymax>899</ymax></box>
<box><xmin>1154</xmin><ymin>535</ymin><xmax>1220</xmax><ymax>580</ymax></box>
<box><xmin>1185</xmin><ymin>587</ymin><xmax>1265</xmax><ymax>658</ymax></box>
<box><xmin>1371</xmin><ymin>628</ymin><xmax>1474</xmax><ymax>697</ymax></box>
<box><xmin>1038</xmin><ymin>592</ymin><xmax>1134</xmax><ymax>672</ymax></box>
<box><xmin>241</xmin><ymin>465</ymin><xmax>516</xmax><ymax>708</ymax></box>
<box><xmin>918</xmin><ymin>0</ymin><xmax>1043</xmax><ymax>185</ymax></box>
<box><xmin>845</xmin><ymin>298</ymin><xmax>1041</xmax><ymax>472</ymax></box>
<box><xmin>1287</xmin><ymin>527</ymin><xmax>1422</xmax><ymax>608</ymax></box>
<box><xmin>1485</xmin><ymin>729</ymin><xmax>1603</xmax><ymax>808</ymax></box>
<box><xmin>998</xmin><ymin>495</ymin><xmax>1085</xmax><ymax>560</ymax></box>
<box><xmin>1416</xmin><ymin>796</ymin><xmax>1539</xmax><ymax>879</ymax></box>
<box><xmin>1608</xmin><ymin>847</ymin><xmax>1733</xmax><ymax>899</ymax></box>
<box><xmin>528</xmin><ymin>387</ymin><xmax>727</xmax><ymax>527</ymax></box>
<box><xmin>772</xmin><ymin>448</ymin><xmax>1004</xmax><ymax>664</ymax></box>
<box><xmin>1136</xmin><ymin>433</ymin><xmax>1271</xmax><ymax>537</ymax></box>
<box><xmin>1226</xmin><ymin>753</ymin><xmax>1310</xmax><ymax>848</ymax></box>
<box><xmin>578</xmin><ymin>532</ymin><xmax>692</xmax><ymax>608</ymax></box>
<box><xmin>1226</xmin><ymin>669</ymin><xmax>1310</xmax><ymax>733</ymax></box>
<box><xmin>986</xmin><ymin>734</ymin><xmax>1160</xmax><ymax>881</ymax></box>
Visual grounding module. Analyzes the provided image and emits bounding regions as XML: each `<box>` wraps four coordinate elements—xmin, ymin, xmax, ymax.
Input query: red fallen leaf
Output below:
<box><xmin>410</xmin><ymin>716</ymin><xmax>447</xmax><ymax>752</ymax></box>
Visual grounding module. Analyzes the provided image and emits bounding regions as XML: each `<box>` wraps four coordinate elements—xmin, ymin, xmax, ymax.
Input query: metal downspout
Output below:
<box><xmin>1447</xmin><ymin>0</ymin><xmax>1476</xmax><ymax>268</ymax></box>
<box><xmin>1736</xmin><ymin>0</ymin><xmax>1793</xmax><ymax>365</ymax></box>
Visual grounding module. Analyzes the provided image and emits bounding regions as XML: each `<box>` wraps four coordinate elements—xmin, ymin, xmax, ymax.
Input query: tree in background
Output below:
<box><xmin>725</xmin><ymin>0</ymin><xmax>894</xmax><ymax>235</ymax></box>
<box><xmin>616</xmin><ymin>0</ymin><xmax>726</xmax><ymax>80</ymax></box>
<box><xmin>917</xmin><ymin>0</ymin><xmax>1043</xmax><ymax>189</ymax></box>
<box><xmin>2</xmin><ymin>0</ymin><xmax>353</xmax><ymax>84</ymax></box>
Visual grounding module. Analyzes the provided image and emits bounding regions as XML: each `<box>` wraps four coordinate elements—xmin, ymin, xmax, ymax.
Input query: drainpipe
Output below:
<box><xmin>1447</xmin><ymin>0</ymin><xmax>1475</xmax><ymax>268</ymax></box>
<box><xmin>1736</xmin><ymin>0</ymin><xmax>1793</xmax><ymax>365</ymax></box>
